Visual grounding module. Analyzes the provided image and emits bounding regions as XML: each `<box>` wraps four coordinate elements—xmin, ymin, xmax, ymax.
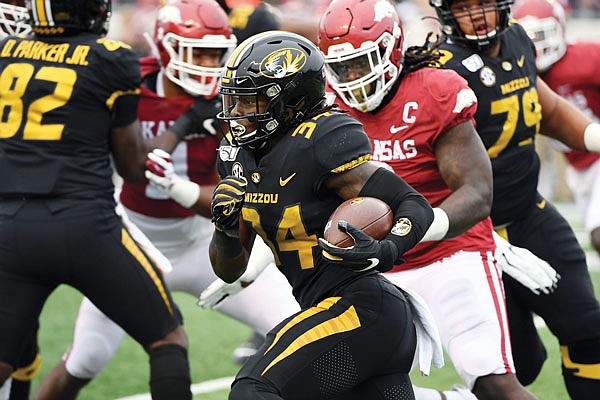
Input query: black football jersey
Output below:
<box><xmin>439</xmin><ymin>24</ymin><xmax>541</xmax><ymax>226</ymax></box>
<box><xmin>217</xmin><ymin>112</ymin><xmax>374</xmax><ymax>308</ymax></box>
<box><xmin>0</xmin><ymin>33</ymin><xmax>140</xmax><ymax>199</ymax></box>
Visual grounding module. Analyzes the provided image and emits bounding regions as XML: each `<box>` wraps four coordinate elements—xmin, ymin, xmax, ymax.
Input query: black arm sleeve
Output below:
<box><xmin>358</xmin><ymin>167</ymin><xmax>433</xmax><ymax>259</ymax></box>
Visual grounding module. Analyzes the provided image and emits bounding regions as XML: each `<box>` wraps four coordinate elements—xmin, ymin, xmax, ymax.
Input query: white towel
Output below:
<box><xmin>402</xmin><ymin>286</ymin><xmax>444</xmax><ymax>376</ymax></box>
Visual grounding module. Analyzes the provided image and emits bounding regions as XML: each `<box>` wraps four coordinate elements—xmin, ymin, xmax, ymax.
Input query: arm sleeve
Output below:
<box><xmin>358</xmin><ymin>168</ymin><xmax>434</xmax><ymax>259</ymax></box>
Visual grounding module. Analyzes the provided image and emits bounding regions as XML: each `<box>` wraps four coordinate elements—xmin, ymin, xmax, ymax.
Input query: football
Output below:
<box><xmin>323</xmin><ymin>197</ymin><xmax>393</xmax><ymax>248</ymax></box>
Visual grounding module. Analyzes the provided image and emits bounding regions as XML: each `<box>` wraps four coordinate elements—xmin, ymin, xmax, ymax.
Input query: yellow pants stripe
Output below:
<box><xmin>262</xmin><ymin>298</ymin><xmax>361</xmax><ymax>376</ymax></box>
<box><xmin>121</xmin><ymin>228</ymin><xmax>173</xmax><ymax>315</ymax></box>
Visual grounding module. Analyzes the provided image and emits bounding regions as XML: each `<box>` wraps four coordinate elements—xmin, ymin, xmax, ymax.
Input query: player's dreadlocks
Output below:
<box><xmin>401</xmin><ymin>33</ymin><xmax>446</xmax><ymax>76</ymax></box>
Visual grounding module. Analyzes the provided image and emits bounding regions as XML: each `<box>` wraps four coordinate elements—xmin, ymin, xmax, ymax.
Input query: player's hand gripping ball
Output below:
<box><xmin>319</xmin><ymin>197</ymin><xmax>396</xmax><ymax>272</ymax></box>
<box><xmin>323</xmin><ymin>197</ymin><xmax>393</xmax><ymax>247</ymax></box>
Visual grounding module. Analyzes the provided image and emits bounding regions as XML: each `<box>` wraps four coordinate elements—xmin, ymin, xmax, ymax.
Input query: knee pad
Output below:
<box><xmin>64</xmin><ymin>332</ymin><xmax>120</xmax><ymax>379</ymax></box>
<box><xmin>149</xmin><ymin>344</ymin><xmax>191</xmax><ymax>400</ymax></box>
<box><xmin>562</xmin><ymin>338</ymin><xmax>600</xmax><ymax>400</ymax></box>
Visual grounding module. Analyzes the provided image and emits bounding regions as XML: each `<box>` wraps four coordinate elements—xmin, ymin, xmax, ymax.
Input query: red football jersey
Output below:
<box><xmin>120</xmin><ymin>57</ymin><xmax>220</xmax><ymax>218</ymax></box>
<box><xmin>335</xmin><ymin>67</ymin><xmax>495</xmax><ymax>270</ymax></box>
<box><xmin>542</xmin><ymin>42</ymin><xmax>600</xmax><ymax>170</ymax></box>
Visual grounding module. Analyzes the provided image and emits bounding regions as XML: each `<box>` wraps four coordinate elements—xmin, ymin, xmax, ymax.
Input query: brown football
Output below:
<box><xmin>323</xmin><ymin>197</ymin><xmax>393</xmax><ymax>248</ymax></box>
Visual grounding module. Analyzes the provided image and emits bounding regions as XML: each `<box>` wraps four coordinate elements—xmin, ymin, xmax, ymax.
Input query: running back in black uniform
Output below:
<box><xmin>432</xmin><ymin>0</ymin><xmax>600</xmax><ymax>396</ymax></box>
<box><xmin>0</xmin><ymin>1</ymin><xmax>191</xmax><ymax>398</ymax></box>
<box><xmin>211</xmin><ymin>32</ymin><xmax>434</xmax><ymax>399</ymax></box>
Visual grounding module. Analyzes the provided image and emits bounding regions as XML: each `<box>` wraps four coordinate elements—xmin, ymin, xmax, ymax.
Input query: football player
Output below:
<box><xmin>0</xmin><ymin>0</ymin><xmax>192</xmax><ymax>399</ymax></box>
<box><xmin>32</xmin><ymin>0</ymin><xmax>300</xmax><ymax>399</ymax></box>
<box><xmin>318</xmin><ymin>0</ymin><xmax>537</xmax><ymax>399</ymax></box>
<box><xmin>210</xmin><ymin>30</ymin><xmax>435</xmax><ymax>399</ymax></box>
<box><xmin>430</xmin><ymin>0</ymin><xmax>600</xmax><ymax>397</ymax></box>
<box><xmin>513</xmin><ymin>0</ymin><xmax>600</xmax><ymax>259</ymax></box>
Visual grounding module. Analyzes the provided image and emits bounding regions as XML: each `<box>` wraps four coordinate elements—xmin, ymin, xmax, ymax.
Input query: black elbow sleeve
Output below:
<box><xmin>358</xmin><ymin>168</ymin><xmax>433</xmax><ymax>258</ymax></box>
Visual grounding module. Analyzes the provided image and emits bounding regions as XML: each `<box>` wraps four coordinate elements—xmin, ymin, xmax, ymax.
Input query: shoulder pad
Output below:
<box><xmin>96</xmin><ymin>38</ymin><xmax>132</xmax><ymax>52</ymax></box>
<box><xmin>436</xmin><ymin>49</ymin><xmax>454</xmax><ymax>66</ymax></box>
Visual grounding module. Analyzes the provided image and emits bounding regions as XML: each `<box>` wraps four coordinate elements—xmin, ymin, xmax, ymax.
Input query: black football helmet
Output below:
<box><xmin>217</xmin><ymin>30</ymin><xmax>326</xmax><ymax>149</ymax></box>
<box><xmin>28</xmin><ymin>0</ymin><xmax>111</xmax><ymax>36</ymax></box>
<box><xmin>430</xmin><ymin>0</ymin><xmax>514</xmax><ymax>51</ymax></box>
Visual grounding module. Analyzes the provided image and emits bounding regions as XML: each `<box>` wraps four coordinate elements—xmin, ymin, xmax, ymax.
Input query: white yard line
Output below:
<box><xmin>115</xmin><ymin>376</ymin><xmax>235</xmax><ymax>400</ymax></box>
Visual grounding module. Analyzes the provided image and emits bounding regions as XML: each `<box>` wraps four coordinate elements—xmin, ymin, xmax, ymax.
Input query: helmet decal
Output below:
<box><xmin>260</xmin><ymin>48</ymin><xmax>307</xmax><ymax>79</ymax></box>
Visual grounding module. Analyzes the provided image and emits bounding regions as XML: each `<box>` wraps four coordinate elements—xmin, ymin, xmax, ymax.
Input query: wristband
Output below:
<box><xmin>169</xmin><ymin>177</ymin><xmax>200</xmax><ymax>208</ymax></box>
<box><xmin>584</xmin><ymin>123</ymin><xmax>600</xmax><ymax>153</ymax></box>
<box><xmin>419</xmin><ymin>207</ymin><xmax>449</xmax><ymax>242</ymax></box>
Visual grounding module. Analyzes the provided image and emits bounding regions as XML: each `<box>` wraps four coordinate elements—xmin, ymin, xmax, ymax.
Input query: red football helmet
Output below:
<box><xmin>154</xmin><ymin>0</ymin><xmax>237</xmax><ymax>96</ymax></box>
<box><xmin>318</xmin><ymin>0</ymin><xmax>404</xmax><ymax>112</ymax></box>
<box><xmin>0</xmin><ymin>0</ymin><xmax>30</xmax><ymax>38</ymax></box>
<box><xmin>513</xmin><ymin>0</ymin><xmax>567</xmax><ymax>72</ymax></box>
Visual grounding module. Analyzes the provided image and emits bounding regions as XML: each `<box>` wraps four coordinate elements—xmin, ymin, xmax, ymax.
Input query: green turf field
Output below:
<box><xmin>28</xmin><ymin>270</ymin><xmax>600</xmax><ymax>399</ymax></box>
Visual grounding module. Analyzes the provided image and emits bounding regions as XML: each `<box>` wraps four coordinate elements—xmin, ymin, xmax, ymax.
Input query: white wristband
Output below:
<box><xmin>419</xmin><ymin>207</ymin><xmax>449</xmax><ymax>242</ymax></box>
<box><xmin>169</xmin><ymin>177</ymin><xmax>200</xmax><ymax>209</ymax></box>
<box><xmin>583</xmin><ymin>123</ymin><xmax>600</xmax><ymax>153</ymax></box>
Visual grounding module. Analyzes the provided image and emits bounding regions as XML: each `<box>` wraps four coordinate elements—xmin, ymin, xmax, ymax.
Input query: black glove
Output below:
<box><xmin>211</xmin><ymin>176</ymin><xmax>247</xmax><ymax>237</ymax></box>
<box><xmin>318</xmin><ymin>221</ymin><xmax>398</xmax><ymax>272</ymax></box>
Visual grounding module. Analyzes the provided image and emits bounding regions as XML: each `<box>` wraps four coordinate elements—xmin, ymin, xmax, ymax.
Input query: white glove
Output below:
<box><xmin>493</xmin><ymin>231</ymin><xmax>560</xmax><ymax>295</ymax></box>
<box><xmin>115</xmin><ymin>202</ymin><xmax>172</xmax><ymax>274</ymax></box>
<box><xmin>198</xmin><ymin>261</ymin><xmax>271</xmax><ymax>309</ymax></box>
<box><xmin>198</xmin><ymin>236</ymin><xmax>275</xmax><ymax>308</ymax></box>
<box><xmin>145</xmin><ymin>149</ymin><xmax>200</xmax><ymax>208</ymax></box>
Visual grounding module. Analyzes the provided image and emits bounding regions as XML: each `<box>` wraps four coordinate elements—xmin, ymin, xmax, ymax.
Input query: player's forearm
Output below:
<box><xmin>146</xmin><ymin>131</ymin><xmax>180</xmax><ymax>154</ymax></box>
<box><xmin>539</xmin><ymin>79</ymin><xmax>590</xmax><ymax>150</ymax></box>
<box><xmin>185</xmin><ymin>184</ymin><xmax>215</xmax><ymax>219</ymax></box>
<box><xmin>209</xmin><ymin>230</ymin><xmax>249</xmax><ymax>283</ymax></box>
<box><xmin>438</xmin><ymin>183</ymin><xmax>492</xmax><ymax>239</ymax></box>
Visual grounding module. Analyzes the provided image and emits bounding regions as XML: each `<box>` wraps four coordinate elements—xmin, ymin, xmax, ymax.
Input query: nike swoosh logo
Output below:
<box><xmin>517</xmin><ymin>55</ymin><xmax>525</xmax><ymax>67</ymax></box>
<box><xmin>279</xmin><ymin>173</ymin><xmax>296</xmax><ymax>186</ymax></box>
<box><xmin>356</xmin><ymin>258</ymin><xmax>379</xmax><ymax>272</ymax></box>
<box><xmin>390</xmin><ymin>125</ymin><xmax>409</xmax><ymax>134</ymax></box>
<box><xmin>536</xmin><ymin>199</ymin><xmax>546</xmax><ymax>209</ymax></box>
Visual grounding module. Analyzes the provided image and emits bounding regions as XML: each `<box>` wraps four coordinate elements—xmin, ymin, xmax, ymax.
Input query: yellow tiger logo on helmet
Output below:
<box><xmin>259</xmin><ymin>48</ymin><xmax>307</xmax><ymax>79</ymax></box>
